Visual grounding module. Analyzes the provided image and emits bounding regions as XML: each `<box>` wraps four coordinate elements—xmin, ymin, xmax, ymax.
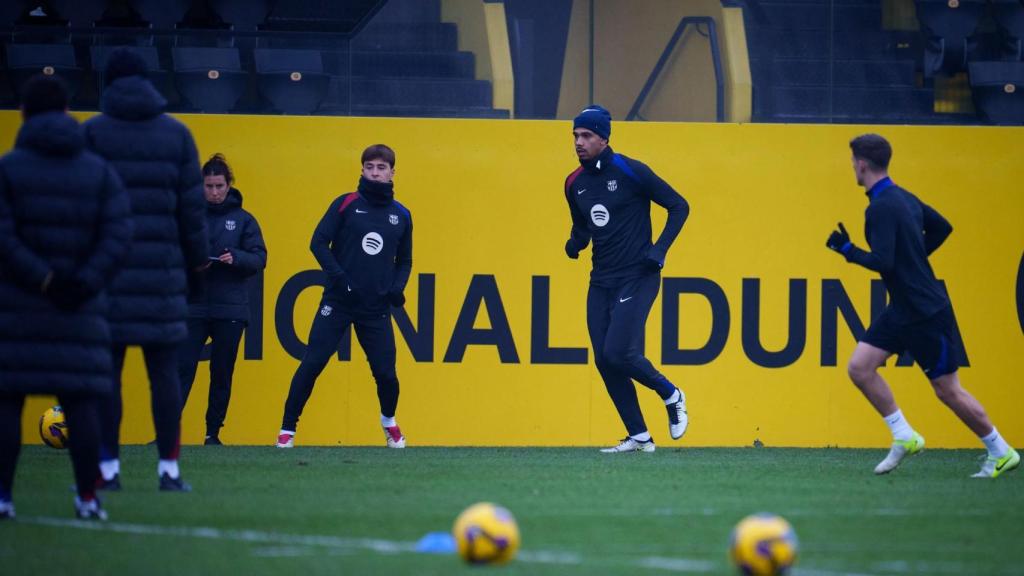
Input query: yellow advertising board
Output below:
<box><xmin>3</xmin><ymin>111</ymin><xmax>1021</xmax><ymax>447</ymax></box>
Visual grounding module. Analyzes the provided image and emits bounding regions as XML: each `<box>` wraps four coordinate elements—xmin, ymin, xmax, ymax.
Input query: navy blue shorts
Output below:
<box><xmin>861</xmin><ymin>305</ymin><xmax>962</xmax><ymax>380</ymax></box>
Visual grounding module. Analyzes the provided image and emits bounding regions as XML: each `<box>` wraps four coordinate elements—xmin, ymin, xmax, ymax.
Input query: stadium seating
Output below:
<box><xmin>968</xmin><ymin>60</ymin><xmax>1024</xmax><ymax>123</ymax></box>
<box><xmin>90</xmin><ymin>45</ymin><xmax>173</xmax><ymax>101</ymax></box>
<box><xmin>50</xmin><ymin>0</ymin><xmax>104</xmax><ymax>28</ymax></box>
<box><xmin>134</xmin><ymin>0</ymin><xmax>190</xmax><ymax>31</ymax></box>
<box><xmin>5</xmin><ymin>43</ymin><xmax>82</xmax><ymax>99</ymax></box>
<box><xmin>990</xmin><ymin>0</ymin><xmax>1024</xmax><ymax>61</ymax></box>
<box><xmin>0</xmin><ymin>2</ymin><xmax>23</xmax><ymax>28</ymax></box>
<box><xmin>9</xmin><ymin>1</ymin><xmax>70</xmax><ymax>43</ymax></box>
<box><xmin>254</xmin><ymin>49</ymin><xmax>329</xmax><ymax>114</ymax></box>
<box><xmin>744</xmin><ymin>0</ymin><xmax>942</xmax><ymax>123</ymax></box>
<box><xmin>324</xmin><ymin>0</ymin><xmax>507</xmax><ymax>118</ymax></box>
<box><xmin>261</xmin><ymin>0</ymin><xmax>383</xmax><ymax>33</ymax></box>
<box><xmin>212</xmin><ymin>0</ymin><xmax>271</xmax><ymax>31</ymax></box>
<box><xmin>914</xmin><ymin>0</ymin><xmax>986</xmax><ymax>76</ymax></box>
<box><xmin>0</xmin><ymin>0</ymin><xmax>527</xmax><ymax>119</ymax></box>
<box><xmin>172</xmin><ymin>47</ymin><xmax>246</xmax><ymax>112</ymax></box>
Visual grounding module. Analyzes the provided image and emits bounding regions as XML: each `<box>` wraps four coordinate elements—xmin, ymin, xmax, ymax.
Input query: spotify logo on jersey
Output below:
<box><xmin>590</xmin><ymin>204</ymin><xmax>609</xmax><ymax>227</ymax></box>
<box><xmin>362</xmin><ymin>232</ymin><xmax>383</xmax><ymax>255</ymax></box>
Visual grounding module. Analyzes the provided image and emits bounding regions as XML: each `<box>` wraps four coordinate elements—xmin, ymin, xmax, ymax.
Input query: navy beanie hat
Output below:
<box><xmin>105</xmin><ymin>48</ymin><xmax>148</xmax><ymax>87</ymax></box>
<box><xmin>573</xmin><ymin>104</ymin><xmax>611</xmax><ymax>140</ymax></box>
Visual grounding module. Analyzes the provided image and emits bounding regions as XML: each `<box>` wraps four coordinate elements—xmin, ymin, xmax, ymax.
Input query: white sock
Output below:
<box><xmin>158</xmin><ymin>460</ymin><xmax>180</xmax><ymax>479</ymax></box>
<box><xmin>631</xmin><ymin>431</ymin><xmax>652</xmax><ymax>442</ymax></box>
<box><xmin>99</xmin><ymin>459</ymin><xmax>120</xmax><ymax>481</ymax></box>
<box><xmin>279</xmin><ymin>429</ymin><xmax>295</xmax><ymax>436</ymax></box>
<box><xmin>883</xmin><ymin>410</ymin><xmax>914</xmax><ymax>442</ymax></box>
<box><xmin>380</xmin><ymin>415</ymin><xmax>397</xmax><ymax>428</ymax></box>
<box><xmin>664</xmin><ymin>388</ymin><xmax>682</xmax><ymax>405</ymax></box>
<box><xmin>981</xmin><ymin>427</ymin><xmax>1011</xmax><ymax>458</ymax></box>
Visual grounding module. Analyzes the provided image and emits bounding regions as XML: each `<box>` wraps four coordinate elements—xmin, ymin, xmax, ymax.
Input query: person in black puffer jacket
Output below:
<box><xmin>178</xmin><ymin>154</ymin><xmax>267</xmax><ymax>446</ymax></box>
<box><xmin>0</xmin><ymin>75</ymin><xmax>132</xmax><ymax>521</ymax></box>
<box><xmin>82</xmin><ymin>49</ymin><xmax>208</xmax><ymax>492</ymax></box>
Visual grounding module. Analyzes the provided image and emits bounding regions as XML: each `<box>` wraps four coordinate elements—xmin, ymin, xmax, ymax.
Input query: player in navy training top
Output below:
<box><xmin>277</xmin><ymin>144</ymin><xmax>412</xmax><ymax>449</ymax></box>
<box><xmin>826</xmin><ymin>133</ymin><xmax>1018</xmax><ymax>478</ymax></box>
<box><xmin>563</xmin><ymin>105</ymin><xmax>691</xmax><ymax>453</ymax></box>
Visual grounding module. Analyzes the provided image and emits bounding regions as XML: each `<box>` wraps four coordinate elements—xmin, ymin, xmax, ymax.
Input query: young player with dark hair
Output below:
<box><xmin>178</xmin><ymin>154</ymin><xmax>267</xmax><ymax>445</ymax></box>
<box><xmin>0</xmin><ymin>74</ymin><xmax>132</xmax><ymax>519</ymax></box>
<box><xmin>826</xmin><ymin>133</ymin><xmax>1019</xmax><ymax>478</ymax></box>
<box><xmin>276</xmin><ymin>144</ymin><xmax>412</xmax><ymax>449</ymax></box>
<box><xmin>563</xmin><ymin>105</ymin><xmax>691</xmax><ymax>453</ymax></box>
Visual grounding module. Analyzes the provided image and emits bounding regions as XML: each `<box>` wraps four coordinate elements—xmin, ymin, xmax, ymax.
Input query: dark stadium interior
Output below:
<box><xmin>0</xmin><ymin>0</ymin><xmax>1022</xmax><ymax>123</ymax></box>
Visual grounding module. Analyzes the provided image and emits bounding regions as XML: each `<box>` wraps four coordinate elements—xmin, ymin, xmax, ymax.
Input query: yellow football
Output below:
<box><xmin>39</xmin><ymin>405</ymin><xmax>69</xmax><ymax>449</ymax></box>
<box><xmin>452</xmin><ymin>502</ymin><xmax>520</xmax><ymax>564</ymax></box>
<box><xmin>730</xmin><ymin>513</ymin><xmax>798</xmax><ymax>575</ymax></box>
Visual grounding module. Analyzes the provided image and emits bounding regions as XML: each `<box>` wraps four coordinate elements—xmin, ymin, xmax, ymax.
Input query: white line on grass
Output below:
<box><xmin>636</xmin><ymin>557</ymin><xmax>717</xmax><ymax>572</ymax></box>
<box><xmin>19</xmin><ymin>516</ymin><xmax>727</xmax><ymax>573</ymax></box>
<box><xmin>22</xmin><ymin>516</ymin><xmax>416</xmax><ymax>555</ymax></box>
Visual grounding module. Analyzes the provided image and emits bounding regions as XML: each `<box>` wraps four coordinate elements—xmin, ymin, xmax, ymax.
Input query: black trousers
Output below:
<box><xmin>0</xmin><ymin>391</ymin><xmax>101</xmax><ymax>501</ymax></box>
<box><xmin>281</xmin><ymin>302</ymin><xmax>399</xmax><ymax>432</ymax></box>
<box><xmin>99</xmin><ymin>343</ymin><xmax>182</xmax><ymax>462</ymax></box>
<box><xmin>178</xmin><ymin>318</ymin><xmax>245</xmax><ymax>437</ymax></box>
<box><xmin>587</xmin><ymin>273</ymin><xmax>676</xmax><ymax>437</ymax></box>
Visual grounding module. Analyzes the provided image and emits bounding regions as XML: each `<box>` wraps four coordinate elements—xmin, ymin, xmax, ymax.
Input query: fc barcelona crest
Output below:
<box><xmin>607</xmin><ymin>180</ymin><xmax>618</xmax><ymax>192</ymax></box>
<box><xmin>389</xmin><ymin>214</ymin><xmax>399</xmax><ymax>225</ymax></box>
<box><xmin>225</xmin><ymin>220</ymin><xmax>236</xmax><ymax>231</ymax></box>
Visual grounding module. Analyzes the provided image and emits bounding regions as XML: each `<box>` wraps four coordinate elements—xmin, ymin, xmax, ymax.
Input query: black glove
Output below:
<box><xmin>388</xmin><ymin>291</ymin><xmax>406</xmax><ymax>308</ymax></box>
<box><xmin>564</xmin><ymin>239</ymin><xmax>579</xmax><ymax>259</ymax></box>
<box><xmin>826</xmin><ymin>222</ymin><xmax>851</xmax><ymax>253</ymax></box>
<box><xmin>643</xmin><ymin>247</ymin><xmax>665</xmax><ymax>273</ymax></box>
<box><xmin>643</xmin><ymin>256</ymin><xmax>663</xmax><ymax>273</ymax></box>
<box><xmin>47</xmin><ymin>272</ymin><xmax>94</xmax><ymax>312</ymax></box>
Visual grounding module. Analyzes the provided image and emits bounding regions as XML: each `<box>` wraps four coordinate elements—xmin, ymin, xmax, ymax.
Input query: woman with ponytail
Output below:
<box><xmin>178</xmin><ymin>154</ymin><xmax>267</xmax><ymax>445</ymax></box>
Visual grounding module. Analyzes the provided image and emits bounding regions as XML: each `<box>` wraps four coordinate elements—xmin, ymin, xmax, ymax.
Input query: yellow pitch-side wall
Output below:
<box><xmin>3</xmin><ymin>111</ymin><xmax>1022</xmax><ymax>448</ymax></box>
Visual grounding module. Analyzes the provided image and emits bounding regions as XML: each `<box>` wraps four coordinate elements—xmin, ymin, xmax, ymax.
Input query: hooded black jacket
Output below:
<box><xmin>82</xmin><ymin>75</ymin><xmax>208</xmax><ymax>344</ymax></box>
<box><xmin>188</xmin><ymin>187</ymin><xmax>267</xmax><ymax>322</ymax></box>
<box><xmin>0</xmin><ymin>112</ymin><xmax>132</xmax><ymax>394</ymax></box>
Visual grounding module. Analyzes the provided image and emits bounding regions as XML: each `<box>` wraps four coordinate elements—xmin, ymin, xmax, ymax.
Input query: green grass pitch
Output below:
<box><xmin>1</xmin><ymin>446</ymin><xmax>1021</xmax><ymax>575</ymax></box>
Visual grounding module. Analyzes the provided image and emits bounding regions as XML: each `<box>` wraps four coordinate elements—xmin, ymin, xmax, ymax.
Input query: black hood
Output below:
<box><xmin>100</xmin><ymin>75</ymin><xmax>167</xmax><ymax>121</ymax></box>
<box><xmin>209</xmin><ymin>187</ymin><xmax>243</xmax><ymax>214</ymax></box>
<box><xmin>15</xmin><ymin>111</ymin><xmax>84</xmax><ymax>156</ymax></box>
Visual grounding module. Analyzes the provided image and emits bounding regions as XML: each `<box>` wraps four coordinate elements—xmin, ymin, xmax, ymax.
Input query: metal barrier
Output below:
<box><xmin>626</xmin><ymin>16</ymin><xmax>724</xmax><ymax>122</ymax></box>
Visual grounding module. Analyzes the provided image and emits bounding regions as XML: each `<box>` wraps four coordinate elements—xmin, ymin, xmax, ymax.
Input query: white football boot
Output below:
<box><xmin>666</xmin><ymin>388</ymin><xmax>688</xmax><ymax>440</ymax></box>
<box><xmin>972</xmin><ymin>447</ymin><xmax>1020</xmax><ymax>479</ymax></box>
<box><xmin>383</xmin><ymin>425</ymin><xmax>406</xmax><ymax>448</ymax></box>
<box><xmin>276</xmin><ymin>431</ymin><xmax>295</xmax><ymax>448</ymax></box>
<box><xmin>74</xmin><ymin>497</ymin><xmax>108</xmax><ymax>521</ymax></box>
<box><xmin>600</xmin><ymin>437</ymin><xmax>656</xmax><ymax>453</ymax></box>
<box><xmin>874</xmin><ymin>432</ymin><xmax>925</xmax><ymax>474</ymax></box>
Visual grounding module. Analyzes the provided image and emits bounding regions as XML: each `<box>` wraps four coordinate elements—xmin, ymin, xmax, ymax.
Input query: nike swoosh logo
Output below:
<box><xmin>619</xmin><ymin>296</ymin><xmax>632</xmax><ymax>303</ymax></box>
<box><xmin>996</xmin><ymin>459</ymin><xmax>1010</xmax><ymax>471</ymax></box>
<box><xmin>355</xmin><ymin>209</ymin><xmax>368</xmax><ymax>213</ymax></box>
<box><xmin>577</xmin><ymin>189</ymin><xmax>586</xmax><ymax>195</ymax></box>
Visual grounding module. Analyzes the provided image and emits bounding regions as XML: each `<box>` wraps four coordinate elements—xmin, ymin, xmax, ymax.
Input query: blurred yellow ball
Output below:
<box><xmin>452</xmin><ymin>502</ymin><xmax>520</xmax><ymax>564</ymax></box>
<box><xmin>729</xmin><ymin>513</ymin><xmax>798</xmax><ymax>575</ymax></box>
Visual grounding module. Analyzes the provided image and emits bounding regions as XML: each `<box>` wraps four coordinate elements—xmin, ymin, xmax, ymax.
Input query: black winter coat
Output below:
<box><xmin>0</xmin><ymin>112</ymin><xmax>133</xmax><ymax>394</ymax></box>
<box><xmin>83</xmin><ymin>76</ymin><xmax>208</xmax><ymax>344</ymax></box>
<box><xmin>188</xmin><ymin>188</ymin><xmax>267</xmax><ymax>322</ymax></box>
